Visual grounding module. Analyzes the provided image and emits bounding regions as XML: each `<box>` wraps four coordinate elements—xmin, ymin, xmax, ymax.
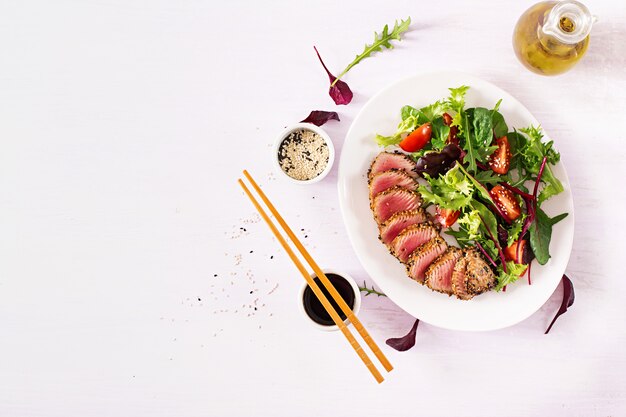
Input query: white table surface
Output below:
<box><xmin>1</xmin><ymin>1</ymin><xmax>625</xmax><ymax>416</ymax></box>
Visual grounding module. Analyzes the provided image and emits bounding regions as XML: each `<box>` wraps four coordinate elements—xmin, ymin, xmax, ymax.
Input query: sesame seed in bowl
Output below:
<box><xmin>274</xmin><ymin>123</ymin><xmax>335</xmax><ymax>184</ymax></box>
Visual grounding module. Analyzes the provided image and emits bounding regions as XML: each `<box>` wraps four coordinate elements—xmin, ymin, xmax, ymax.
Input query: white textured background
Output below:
<box><xmin>1</xmin><ymin>1</ymin><xmax>625</xmax><ymax>416</ymax></box>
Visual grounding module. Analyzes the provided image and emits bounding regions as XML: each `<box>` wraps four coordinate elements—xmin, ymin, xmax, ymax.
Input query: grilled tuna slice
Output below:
<box><xmin>391</xmin><ymin>224</ymin><xmax>439</xmax><ymax>263</ymax></box>
<box><xmin>406</xmin><ymin>236</ymin><xmax>448</xmax><ymax>283</ymax></box>
<box><xmin>369</xmin><ymin>169</ymin><xmax>418</xmax><ymax>200</ymax></box>
<box><xmin>378</xmin><ymin>209</ymin><xmax>428</xmax><ymax>246</ymax></box>
<box><xmin>425</xmin><ymin>247</ymin><xmax>463</xmax><ymax>294</ymax></box>
<box><xmin>451</xmin><ymin>255</ymin><xmax>472</xmax><ymax>300</ymax></box>
<box><xmin>464</xmin><ymin>248</ymin><xmax>496</xmax><ymax>295</ymax></box>
<box><xmin>371</xmin><ymin>186</ymin><xmax>422</xmax><ymax>224</ymax></box>
<box><xmin>452</xmin><ymin>248</ymin><xmax>496</xmax><ymax>300</ymax></box>
<box><xmin>368</xmin><ymin>152</ymin><xmax>418</xmax><ymax>181</ymax></box>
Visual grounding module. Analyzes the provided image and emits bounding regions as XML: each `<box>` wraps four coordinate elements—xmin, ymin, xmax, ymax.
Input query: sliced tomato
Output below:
<box><xmin>399</xmin><ymin>122</ymin><xmax>432</xmax><ymax>152</ymax></box>
<box><xmin>488</xmin><ymin>136</ymin><xmax>511</xmax><ymax>175</ymax></box>
<box><xmin>505</xmin><ymin>239</ymin><xmax>527</xmax><ymax>263</ymax></box>
<box><xmin>490</xmin><ymin>185</ymin><xmax>522</xmax><ymax>221</ymax></box>
<box><xmin>435</xmin><ymin>206</ymin><xmax>460</xmax><ymax>228</ymax></box>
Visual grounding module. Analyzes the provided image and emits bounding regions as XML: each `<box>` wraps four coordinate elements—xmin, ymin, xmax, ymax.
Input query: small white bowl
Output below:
<box><xmin>298</xmin><ymin>269</ymin><xmax>361</xmax><ymax>332</ymax></box>
<box><xmin>273</xmin><ymin>123</ymin><xmax>335</xmax><ymax>184</ymax></box>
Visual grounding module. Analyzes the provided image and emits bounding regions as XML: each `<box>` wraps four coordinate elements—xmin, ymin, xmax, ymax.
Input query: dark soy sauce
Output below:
<box><xmin>302</xmin><ymin>273</ymin><xmax>355</xmax><ymax>326</ymax></box>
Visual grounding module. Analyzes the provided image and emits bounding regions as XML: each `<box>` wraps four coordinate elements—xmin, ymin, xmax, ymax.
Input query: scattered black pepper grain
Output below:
<box><xmin>213</xmin><ymin>274</ymin><xmax>218</xmax><ymax>277</ymax></box>
<box><xmin>305</xmin><ymin>235</ymin><xmax>308</xmax><ymax>238</ymax></box>
<box><xmin>198</xmin><ymin>298</ymin><xmax>201</xmax><ymax>301</ymax></box>
<box><xmin>250</xmin><ymin>250</ymin><xmax>253</xmax><ymax>253</ymax></box>
<box><xmin>250</xmin><ymin>291</ymin><xmax>253</xmax><ymax>294</ymax></box>
<box><xmin>270</xmin><ymin>255</ymin><xmax>274</xmax><ymax>259</ymax></box>
<box><xmin>254</xmin><ymin>307</ymin><xmax>257</xmax><ymax>310</ymax></box>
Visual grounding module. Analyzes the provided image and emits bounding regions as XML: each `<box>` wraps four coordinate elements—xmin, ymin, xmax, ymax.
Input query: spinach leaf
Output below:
<box><xmin>492</xmin><ymin>110</ymin><xmax>508</xmax><ymax>138</ymax></box>
<box><xmin>430</xmin><ymin>116</ymin><xmax>450</xmax><ymax>150</ymax></box>
<box><xmin>471</xmin><ymin>107</ymin><xmax>494</xmax><ymax>149</ymax></box>
<box><xmin>529</xmin><ymin>207</ymin><xmax>568</xmax><ymax>265</ymax></box>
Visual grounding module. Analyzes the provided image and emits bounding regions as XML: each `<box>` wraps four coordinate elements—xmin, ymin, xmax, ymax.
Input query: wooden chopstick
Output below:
<box><xmin>243</xmin><ymin>170</ymin><xmax>393</xmax><ymax>373</ymax></box>
<box><xmin>238</xmin><ymin>178</ymin><xmax>384</xmax><ymax>384</ymax></box>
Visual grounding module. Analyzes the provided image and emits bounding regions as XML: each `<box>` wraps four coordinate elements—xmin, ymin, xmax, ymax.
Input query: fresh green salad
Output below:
<box><xmin>375</xmin><ymin>86</ymin><xmax>568</xmax><ymax>290</ymax></box>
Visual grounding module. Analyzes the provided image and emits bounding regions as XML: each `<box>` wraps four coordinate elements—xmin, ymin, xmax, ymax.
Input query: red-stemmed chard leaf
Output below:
<box><xmin>300</xmin><ymin>110</ymin><xmax>340</xmax><ymax>126</ymax></box>
<box><xmin>545</xmin><ymin>275</ymin><xmax>575</xmax><ymax>334</ymax></box>
<box><xmin>386</xmin><ymin>319</ymin><xmax>419</xmax><ymax>351</ymax></box>
<box><xmin>313</xmin><ymin>46</ymin><xmax>353</xmax><ymax>105</ymax></box>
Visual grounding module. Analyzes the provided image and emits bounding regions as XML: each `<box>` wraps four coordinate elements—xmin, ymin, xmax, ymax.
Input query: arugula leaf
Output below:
<box><xmin>495</xmin><ymin>261</ymin><xmax>528</xmax><ymax>291</ymax></box>
<box><xmin>518</xmin><ymin>126</ymin><xmax>564</xmax><ymax>202</ymax></box>
<box><xmin>529</xmin><ymin>207</ymin><xmax>568</xmax><ymax>265</ymax></box>
<box><xmin>461</xmin><ymin>113</ymin><xmax>477</xmax><ymax>172</ymax></box>
<box><xmin>418</xmin><ymin>165</ymin><xmax>474</xmax><ymax>210</ymax></box>
<box><xmin>474</xmin><ymin>169</ymin><xmax>501</xmax><ymax>185</ymax></box>
<box><xmin>446</xmin><ymin>227</ymin><xmax>473</xmax><ymax>248</ymax></box>
<box><xmin>507</xmin><ymin>214</ymin><xmax>527</xmax><ymax>247</ymax></box>
<box><xmin>332</xmin><ymin>17</ymin><xmax>411</xmax><ymax>87</ymax></box>
<box><xmin>430</xmin><ymin>116</ymin><xmax>450</xmax><ymax>150</ymax></box>
<box><xmin>456</xmin><ymin>163</ymin><xmax>494</xmax><ymax>204</ymax></box>
<box><xmin>537</xmin><ymin>167</ymin><xmax>564</xmax><ymax>203</ymax></box>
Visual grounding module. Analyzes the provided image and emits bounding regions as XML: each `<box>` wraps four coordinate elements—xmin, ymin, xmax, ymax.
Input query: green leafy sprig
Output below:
<box><xmin>331</xmin><ymin>17</ymin><xmax>411</xmax><ymax>87</ymax></box>
<box><xmin>359</xmin><ymin>281</ymin><xmax>387</xmax><ymax>297</ymax></box>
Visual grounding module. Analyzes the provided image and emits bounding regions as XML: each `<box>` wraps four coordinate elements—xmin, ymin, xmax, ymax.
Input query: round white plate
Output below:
<box><xmin>338</xmin><ymin>71</ymin><xmax>574</xmax><ymax>331</ymax></box>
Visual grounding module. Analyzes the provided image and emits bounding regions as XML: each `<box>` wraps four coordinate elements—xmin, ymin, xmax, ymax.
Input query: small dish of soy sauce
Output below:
<box><xmin>298</xmin><ymin>269</ymin><xmax>361</xmax><ymax>331</ymax></box>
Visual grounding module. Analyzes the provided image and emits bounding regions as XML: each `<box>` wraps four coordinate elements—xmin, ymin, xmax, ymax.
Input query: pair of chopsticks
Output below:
<box><xmin>238</xmin><ymin>170</ymin><xmax>393</xmax><ymax>383</ymax></box>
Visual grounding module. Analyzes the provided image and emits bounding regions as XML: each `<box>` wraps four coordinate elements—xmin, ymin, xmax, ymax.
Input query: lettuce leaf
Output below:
<box><xmin>418</xmin><ymin>165</ymin><xmax>473</xmax><ymax>210</ymax></box>
<box><xmin>495</xmin><ymin>261</ymin><xmax>528</xmax><ymax>291</ymax></box>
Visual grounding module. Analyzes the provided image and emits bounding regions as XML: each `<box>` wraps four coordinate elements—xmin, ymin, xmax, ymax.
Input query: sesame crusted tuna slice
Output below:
<box><xmin>368</xmin><ymin>152</ymin><xmax>418</xmax><ymax>181</ymax></box>
<box><xmin>391</xmin><ymin>223</ymin><xmax>439</xmax><ymax>263</ymax></box>
<box><xmin>451</xmin><ymin>255</ymin><xmax>472</xmax><ymax>300</ymax></box>
<box><xmin>451</xmin><ymin>248</ymin><xmax>496</xmax><ymax>300</ymax></box>
<box><xmin>425</xmin><ymin>247</ymin><xmax>463</xmax><ymax>295</ymax></box>
<box><xmin>368</xmin><ymin>169</ymin><xmax>418</xmax><ymax>200</ymax></box>
<box><xmin>406</xmin><ymin>236</ymin><xmax>448</xmax><ymax>283</ymax></box>
<box><xmin>378</xmin><ymin>209</ymin><xmax>428</xmax><ymax>246</ymax></box>
<box><xmin>371</xmin><ymin>186</ymin><xmax>422</xmax><ymax>224</ymax></box>
<box><xmin>464</xmin><ymin>248</ymin><xmax>497</xmax><ymax>295</ymax></box>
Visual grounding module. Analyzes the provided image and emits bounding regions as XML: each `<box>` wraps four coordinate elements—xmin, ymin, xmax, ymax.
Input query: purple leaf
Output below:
<box><xmin>313</xmin><ymin>46</ymin><xmax>353</xmax><ymax>105</ymax></box>
<box><xmin>329</xmin><ymin>79</ymin><xmax>353</xmax><ymax>105</ymax></box>
<box><xmin>386</xmin><ymin>319</ymin><xmax>419</xmax><ymax>351</ymax></box>
<box><xmin>300</xmin><ymin>110</ymin><xmax>340</xmax><ymax>127</ymax></box>
<box><xmin>545</xmin><ymin>275</ymin><xmax>575</xmax><ymax>334</ymax></box>
<box><xmin>415</xmin><ymin>144</ymin><xmax>462</xmax><ymax>177</ymax></box>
